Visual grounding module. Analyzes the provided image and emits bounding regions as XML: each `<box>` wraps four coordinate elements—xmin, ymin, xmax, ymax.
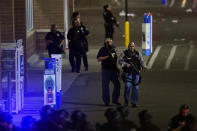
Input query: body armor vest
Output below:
<box><xmin>122</xmin><ymin>49</ymin><xmax>141</xmax><ymax>74</ymax></box>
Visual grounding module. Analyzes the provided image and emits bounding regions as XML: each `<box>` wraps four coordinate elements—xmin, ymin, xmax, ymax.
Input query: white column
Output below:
<box><xmin>64</xmin><ymin>0</ymin><xmax>69</xmax><ymax>48</ymax></box>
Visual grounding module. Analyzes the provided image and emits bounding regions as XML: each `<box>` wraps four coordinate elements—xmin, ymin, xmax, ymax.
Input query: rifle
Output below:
<box><xmin>124</xmin><ymin>61</ymin><xmax>140</xmax><ymax>74</ymax></box>
<box><xmin>122</xmin><ymin>54</ymin><xmax>141</xmax><ymax>75</ymax></box>
<box><xmin>121</xmin><ymin>53</ymin><xmax>142</xmax><ymax>85</ymax></box>
<box><xmin>121</xmin><ymin>61</ymin><xmax>142</xmax><ymax>86</ymax></box>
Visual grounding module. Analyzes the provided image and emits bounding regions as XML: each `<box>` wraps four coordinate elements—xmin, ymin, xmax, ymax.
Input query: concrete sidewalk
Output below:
<box><xmin>12</xmin><ymin>46</ymin><xmax>150</xmax><ymax>126</ymax></box>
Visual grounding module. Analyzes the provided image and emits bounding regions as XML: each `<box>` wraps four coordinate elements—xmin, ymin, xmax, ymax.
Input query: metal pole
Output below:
<box><xmin>73</xmin><ymin>0</ymin><xmax>75</xmax><ymax>12</ymax></box>
<box><xmin>124</xmin><ymin>0</ymin><xmax>130</xmax><ymax>47</ymax></box>
<box><xmin>64</xmin><ymin>0</ymin><xmax>69</xmax><ymax>48</ymax></box>
<box><xmin>8</xmin><ymin>72</ymin><xmax>12</xmax><ymax>114</ymax></box>
<box><xmin>125</xmin><ymin>0</ymin><xmax>128</xmax><ymax>21</ymax></box>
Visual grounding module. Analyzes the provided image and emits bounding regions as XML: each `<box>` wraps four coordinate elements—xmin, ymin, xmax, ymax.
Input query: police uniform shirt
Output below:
<box><xmin>97</xmin><ymin>46</ymin><xmax>118</xmax><ymax>70</ymax></box>
<box><xmin>67</xmin><ymin>25</ymin><xmax>89</xmax><ymax>52</ymax></box>
<box><xmin>103</xmin><ymin>10</ymin><xmax>116</xmax><ymax>26</ymax></box>
<box><xmin>79</xmin><ymin>24</ymin><xmax>89</xmax><ymax>38</ymax></box>
<box><xmin>45</xmin><ymin>31</ymin><xmax>65</xmax><ymax>52</ymax></box>
<box><xmin>79</xmin><ymin>24</ymin><xmax>90</xmax><ymax>52</ymax></box>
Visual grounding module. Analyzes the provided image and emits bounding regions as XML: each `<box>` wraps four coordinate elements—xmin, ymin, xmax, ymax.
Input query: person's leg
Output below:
<box><xmin>124</xmin><ymin>73</ymin><xmax>132</xmax><ymax>106</ymax></box>
<box><xmin>106</xmin><ymin>28</ymin><xmax>111</xmax><ymax>38</ymax></box>
<box><xmin>131</xmin><ymin>74</ymin><xmax>140</xmax><ymax>106</ymax></box>
<box><xmin>111</xmin><ymin>71</ymin><xmax>121</xmax><ymax>104</ymax></box>
<box><xmin>101</xmin><ymin>69</ymin><xmax>111</xmax><ymax>105</ymax></box>
<box><xmin>82</xmin><ymin>52</ymin><xmax>88</xmax><ymax>71</ymax></box>
<box><xmin>69</xmin><ymin>50</ymin><xmax>75</xmax><ymax>72</ymax></box>
<box><xmin>105</xmin><ymin>25</ymin><xmax>113</xmax><ymax>39</ymax></box>
<box><xmin>104</xmin><ymin>25</ymin><xmax>108</xmax><ymax>38</ymax></box>
<box><xmin>75</xmin><ymin>52</ymin><xmax>81</xmax><ymax>73</ymax></box>
<box><xmin>109</xmin><ymin>27</ymin><xmax>114</xmax><ymax>39</ymax></box>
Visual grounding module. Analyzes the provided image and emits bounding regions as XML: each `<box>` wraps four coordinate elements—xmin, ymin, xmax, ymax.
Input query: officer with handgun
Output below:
<box><xmin>119</xmin><ymin>42</ymin><xmax>146</xmax><ymax>107</ymax></box>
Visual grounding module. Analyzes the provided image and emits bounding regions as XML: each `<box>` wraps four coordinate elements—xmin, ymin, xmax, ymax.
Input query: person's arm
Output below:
<box><xmin>170</xmin><ymin>122</ymin><xmax>185</xmax><ymax>131</ymax></box>
<box><xmin>168</xmin><ymin>118</ymin><xmax>185</xmax><ymax>131</ymax></box>
<box><xmin>138</xmin><ymin>53</ymin><xmax>147</xmax><ymax>70</ymax></box>
<box><xmin>58</xmin><ymin>32</ymin><xmax>65</xmax><ymax>48</ymax></box>
<box><xmin>97</xmin><ymin>56</ymin><xmax>109</xmax><ymax>62</ymax></box>
<box><xmin>67</xmin><ymin>29</ymin><xmax>72</xmax><ymax>41</ymax></box>
<box><xmin>110</xmin><ymin>12</ymin><xmax>119</xmax><ymax>27</ymax></box>
<box><xmin>86</xmin><ymin>34</ymin><xmax>91</xmax><ymax>39</ymax></box>
<box><xmin>119</xmin><ymin>52</ymin><xmax>130</xmax><ymax>68</ymax></box>
<box><xmin>45</xmin><ymin>33</ymin><xmax>53</xmax><ymax>49</ymax></box>
<box><xmin>45</xmin><ymin>39</ymin><xmax>53</xmax><ymax>45</ymax></box>
<box><xmin>80</xmin><ymin>25</ymin><xmax>91</xmax><ymax>39</ymax></box>
<box><xmin>97</xmin><ymin>48</ymin><xmax>109</xmax><ymax>62</ymax></box>
<box><xmin>59</xmin><ymin>39</ymin><xmax>65</xmax><ymax>48</ymax></box>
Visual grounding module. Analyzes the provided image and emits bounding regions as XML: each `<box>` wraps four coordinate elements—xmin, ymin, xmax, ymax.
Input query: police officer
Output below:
<box><xmin>45</xmin><ymin>24</ymin><xmax>65</xmax><ymax>57</ymax></box>
<box><xmin>71</xmin><ymin>13</ymin><xmax>90</xmax><ymax>71</ymax></box>
<box><xmin>119</xmin><ymin>42</ymin><xmax>146</xmax><ymax>107</ymax></box>
<box><xmin>97</xmin><ymin>38</ymin><xmax>121</xmax><ymax>106</ymax></box>
<box><xmin>168</xmin><ymin>104</ymin><xmax>196</xmax><ymax>131</ymax></box>
<box><xmin>67</xmin><ymin>18</ymin><xmax>89</xmax><ymax>73</ymax></box>
<box><xmin>69</xmin><ymin>12</ymin><xmax>90</xmax><ymax>72</ymax></box>
<box><xmin>103</xmin><ymin>4</ymin><xmax>119</xmax><ymax>39</ymax></box>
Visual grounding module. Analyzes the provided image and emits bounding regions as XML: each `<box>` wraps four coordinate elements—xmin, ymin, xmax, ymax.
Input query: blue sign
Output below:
<box><xmin>45</xmin><ymin>76</ymin><xmax>55</xmax><ymax>91</ymax></box>
<box><xmin>44</xmin><ymin>75</ymin><xmax>56</xmax><ymax>105</ymax></box>
<box><xmin>144</xmin><ymin>13</ymin><xmax>151</xmax><ymax>23</ymax></box>
<box><xmin>162</xmin><ymin>0</ymin><xmax>167</xmax><ymax>5</ymax></box>
<box><xmin>142</xmin><ymin>12</ymin><xmax>152</xmax><ymax>56</ymax></box>
<box><xmin>44</xmin><ymin>58</ymin><xmax>56</xmax><ymax>70</ymax></box>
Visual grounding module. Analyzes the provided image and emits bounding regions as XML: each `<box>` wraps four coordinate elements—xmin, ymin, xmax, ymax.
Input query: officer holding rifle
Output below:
<box><xmin>119</xmin><ymin>42</ymin><xmax>146</xmax><ymax>107</ymax></box>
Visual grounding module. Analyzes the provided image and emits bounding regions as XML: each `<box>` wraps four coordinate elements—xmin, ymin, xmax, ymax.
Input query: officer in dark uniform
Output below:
<box><xmin>168</xmin><ymin>104</ymin><xmax>196</xmax><ymax>131</ymax></box>
<box><xmin>71</xmin><ymin>12</ymin><xmax>90</xmax><ymax>71</ymax></box>
<box><xmin>97</xmin><ymin>38</ymin><xmax>121</xmax><ymax>106</ymax></box>
<box><xmin>103</xmin><ymin>4</ymin><xmax>119</xmax><ymax>39</ymax></box>
<box><xmin>67</xmin><ymin>18</ymin><xmax>89</xmax><ymax>73</ymax></box>
<box><xmin>119</xmin><ymin>42</ymin><xmax>146</xmax><ymax>107</ymax></box>
<box><xmin>45</xmin><ymin>24</ymin><xmax>65</xmax><ymax>57</ymax></box>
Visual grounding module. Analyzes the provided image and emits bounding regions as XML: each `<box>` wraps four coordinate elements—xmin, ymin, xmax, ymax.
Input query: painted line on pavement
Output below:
<box><xmin>184</xmin><ymin>45</ymin><xmax>194</xmax><ymax>71</ymax></box>
<box><xmin>147</xmin><ymin>46</ymin><xmax>162</xmax><ymax>69</ymax></box>
<box><xmin>164</xmin><ymin>45</ymin><xmax>177</xmax><ymax>70</ymax></box>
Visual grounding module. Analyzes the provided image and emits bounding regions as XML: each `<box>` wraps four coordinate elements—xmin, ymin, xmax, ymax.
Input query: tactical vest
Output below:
<box><xmin>122</xmin><ymin>49</ymin><xmax>141</xmax><ymax>73</ymax></box>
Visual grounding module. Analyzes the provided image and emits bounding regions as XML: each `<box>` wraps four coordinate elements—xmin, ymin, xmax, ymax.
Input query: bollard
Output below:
<box><xmin>125</xmin><ymin>21</ymin><xmax>130</xmax><ymax>48</ymax></box>
<box><xmin>44</xmin><ymin>58</ymin><xmax>57</xmax><ymax>108</ymax></box>
<box><xmin>51</xmin><ymin>54</ymin><xmax>62</xmax><ymax>110</ymax></box>
<box><xmin>142</xmin><ymin>12</ymin><xmax>152</xmax><ymax>56</ymax></box>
